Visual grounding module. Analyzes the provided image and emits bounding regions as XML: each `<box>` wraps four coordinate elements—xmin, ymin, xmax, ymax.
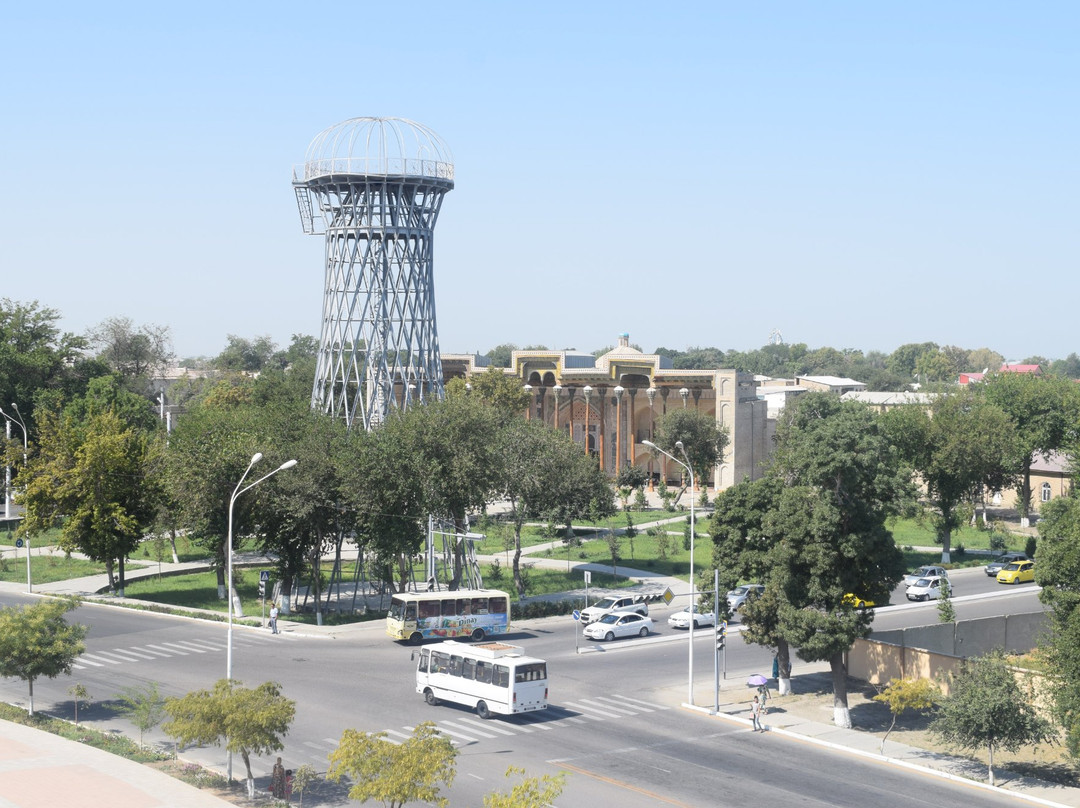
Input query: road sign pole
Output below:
<box><xmin>25</xmin><ymin>537</ymin><xmax>31</xmax><ymax>594</ymax></box>
<box><xmin>713</xmin><ymin>569</ymin><xmax>719</xmax><ymax>714</ymax></box>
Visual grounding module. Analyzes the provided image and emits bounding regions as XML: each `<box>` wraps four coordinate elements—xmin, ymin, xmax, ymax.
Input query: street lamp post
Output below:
<box><xmin>225</xmin><ymin>452</ymin><xmax>297</xmax><ymax>782</ymax></box>
<box><xmin>643</xmin><ymin>439</ymin><xmax>695</xmax><ymax>705</ymax></box>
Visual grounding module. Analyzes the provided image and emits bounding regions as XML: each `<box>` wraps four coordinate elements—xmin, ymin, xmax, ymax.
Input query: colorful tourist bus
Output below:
<box><xmin>414</xmin><ymin>640</ymin><xmax>548</xmax><ymax>719</ymax></box>
<box><xmin>386</xmin><ymin>588</ymin><xmax>510</xmax><ymax>644</ymax></box>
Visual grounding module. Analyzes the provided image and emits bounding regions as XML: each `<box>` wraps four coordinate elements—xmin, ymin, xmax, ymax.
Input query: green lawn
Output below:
<box><xmin>0</xmin><ymin>552</ymin><xmax>115</xmax><ymax>585</ymax></box>
<box><xmin>471</xmin><ymin>510</ymin><xmax>689</xmax><ymax>555</ymax></box>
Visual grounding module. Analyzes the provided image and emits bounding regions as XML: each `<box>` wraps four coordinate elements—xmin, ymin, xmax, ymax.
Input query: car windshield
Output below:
<box><xmin>913</xmin><ymin>567</ymin><xmax>932</xmax><ymax>576</ymax></box>
<box><xmin>913</xmin><ymin>578</ymin><xmax>931</xmax><ymax>587</ymax></box>
<box><xmin>597</xmin><ymin>614</ymin><xmax>619</xmax><ymax>624</ymax></box>
<box><xmin>729</xmin><ymin>587</ymin><xmax>749</xmax><ymax>596</ymax></box>
<box><xmin>592</xmin><ymin>598</ymin><xmax>619</xmax><ymax>610</ymax></box>
<box><xmin>1004</xmin><ymin>563</ymin><xmax>1022</xmax><ymax>571</ymax></box>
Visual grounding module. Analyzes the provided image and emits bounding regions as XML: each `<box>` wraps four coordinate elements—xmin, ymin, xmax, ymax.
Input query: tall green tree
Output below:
<box><xmin>1034</xmin><ymin>491</ymin><xmax>1080</xmax><ymax>758</ymax></box>
<box><xmin>164</xmin><ymin>393</ymin><xmax>264</xmax><ymax>598</ymax></box>
<box><xmin>19</xmin><ymin>381</ymin><xmax>162</xmax><ymax>594</ymax></box>
<box><xmin>496</xmin><ymin>417</ymin><xmax>613</xmax><ymax>597</ymax></box>
<box><xmin>327</xmin><ymin>722</ymin><xmax>457</xmax><ymax>808</ymax></box>
<box><xmin>0</xmin><ymin>298</ymin><xmax>90</xmax><ymax>433</ymax></box>
<box><xmin>743</xmin><ymin>394</ymin><xmax>908</xmax><ymax>726</ymax></box>
<box><xmin>256</xmin><ymin>409</ymin><xmax>353</xmax><ymax>614</ymax></box>
<box><xmin>883</xmin><ymin>390</ymin><xmax>1017</xmax><ymax>562</ymax></box>
<box><xmin>978</xmin><ymin>372</ymin><xmax>1079</xmax><ymax>526</ymax></box>
<box><xmin>651</xmin><ymin>408</ymin><xmax>728</xmax><ymax>501</ymax></box>
<box><xmin>930</xmin><ymin>649</ymin><xmax>1052</xmax><ymax>786</ymax></box>
<box><xmin>164</xmin><ymin>679</ymin><xmax>295</xmax><ymax>799</ymax></box>
<box><xmin>85</xmin><ymin>316</ymin><xmax>174</xmax><ymax>387</ymax></box>
<box><xmin>0</xmin><ymin>598</ymin><xmax>87</xmax><ymax>716</ymax></box>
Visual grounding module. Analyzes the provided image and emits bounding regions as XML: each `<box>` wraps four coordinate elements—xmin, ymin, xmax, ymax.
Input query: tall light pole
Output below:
<box><xmin>1</xmin><ymin>404</ymin><xmax>28</xmax><ymax>520</ymax></box>
<box><xmin>643</xmin><ymin>439</ymin><xmax>695</xmax><ymax>705</ymax></box>
<box><xmin>225</xmin><ymin>452</ymin><xmax>297</xmax><ymax>782</ymax></box>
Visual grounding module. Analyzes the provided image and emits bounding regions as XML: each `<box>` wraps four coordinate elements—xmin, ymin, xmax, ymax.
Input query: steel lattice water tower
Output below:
<box><xmin>293</xmin><ymin>117</ymin><xmax>454</xmax><ymax>429</ymax></box>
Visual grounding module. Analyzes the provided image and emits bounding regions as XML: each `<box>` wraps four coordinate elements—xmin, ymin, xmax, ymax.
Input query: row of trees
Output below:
<box><xmin>712</xmin><ymin>370</ymin><xmax>1080</xmax><ymax>729</ymax></box>
<box><xmin>483</xmin><ymin>337</ymin><xmax>1080</xmax><ymax>390</ymax></box>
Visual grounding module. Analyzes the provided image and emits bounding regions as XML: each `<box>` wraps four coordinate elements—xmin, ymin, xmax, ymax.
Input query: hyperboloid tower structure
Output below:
<box><xmin>293</xmin><ymin>117</ymin><xmax>454</xmax><ymax>429</ymax></box>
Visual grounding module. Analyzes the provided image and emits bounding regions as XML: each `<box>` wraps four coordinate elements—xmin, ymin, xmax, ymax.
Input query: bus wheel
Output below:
<box><xmin>476</xmin><ymin>700</ymin><xmax>491</xmax><ymax>720</ymax></box>
<box><xmin>424</xmin><ymin>688</ymin><xmax>439</xmax><ymax>706</ymax></box>
<box><xmin>408</xmin><ymin>632</ymin><xmax>423</xmax><ymax>645</ymax></box>
<box><xmin>471</xmin><ymin>628</ymin><xmax>486</xmax><ymax>642</ymax></box>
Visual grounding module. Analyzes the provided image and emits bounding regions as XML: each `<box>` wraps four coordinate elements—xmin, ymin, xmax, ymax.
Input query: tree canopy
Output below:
<box><xmin>0</xmin><ymin>598</ymin><xmax>87</xmax><ymax>716</ymax></box>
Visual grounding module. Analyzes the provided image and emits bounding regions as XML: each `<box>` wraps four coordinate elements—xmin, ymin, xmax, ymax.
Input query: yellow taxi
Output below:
<box><xmin>842</xmin><ymin>594</ymin><xmax>875</xmax><ymax>611</ymax></box>
<box><xmin>996</xmin><ymin>559</ymin><xmax>1035</xmax><ymax>585</ymax></box>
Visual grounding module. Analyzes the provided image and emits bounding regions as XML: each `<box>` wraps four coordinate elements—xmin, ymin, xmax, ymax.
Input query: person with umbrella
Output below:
<box><xmin>747</xmin><ymin>673</ymin><xmax>770</xmax><ymax>714</ymax></box>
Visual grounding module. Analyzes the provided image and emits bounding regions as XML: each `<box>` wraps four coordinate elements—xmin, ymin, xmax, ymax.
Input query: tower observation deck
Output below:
<box><xmin>293</xmin><ymin>117</ymin><xmax>454</xmax><ymax>429</ymax></box>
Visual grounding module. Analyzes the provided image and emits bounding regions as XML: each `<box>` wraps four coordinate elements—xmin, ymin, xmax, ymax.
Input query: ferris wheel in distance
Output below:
<box><xmin>768</xmin><ymin>328</ymin><xmax>784</xmax><ymax>345</ymax></box>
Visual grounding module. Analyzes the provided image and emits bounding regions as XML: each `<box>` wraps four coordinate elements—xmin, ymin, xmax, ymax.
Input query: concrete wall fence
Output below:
<box><xmin>849</xmin><ymin>611</ymin><xmax>1048</xmax><ymax>696</ymax></box>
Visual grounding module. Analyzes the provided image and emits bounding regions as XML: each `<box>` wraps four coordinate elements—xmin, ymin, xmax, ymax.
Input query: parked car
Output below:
<box><xmin>997</xmin><ymin>560</ymin><xmax>1036</xmax><ymax>585</ymax></box>
<box><xmin>583</xmin><ymin>612</ymin><xmax>655</xmax><ymax>641</ymax></box>
<box><xmin>906</xmin><ymin>575</ymin><xmax>950</xmax><ymax>601</ymax></box>
<box><xmin>903</xmin><ymin>566</ymin><xmax>949</xmax><ymax>587</ymax></box>
<box><xmin>668</xmin><ymin>604</ymin><xmax>717</xmax><ymax>630</ymax></box>
<box><xmin>986</xmin><ymin>552</ymin><xmax>1028</xmax><ymax>577</ymax></box>
<box><xmin>726</xmin><ymin>584</ymin><xmax>765</xmax><ymax>612</ymax></box>
<box><xmin>579</xmin><ymin>595</ymin><xmax>649</xmax><ymax>625</ymax></box>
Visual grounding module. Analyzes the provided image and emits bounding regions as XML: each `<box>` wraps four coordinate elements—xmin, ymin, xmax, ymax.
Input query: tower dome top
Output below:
<box><xmin>298</xmin><ymin>117</ymin><xmax>454</xmax><ymax>183</ymax></box>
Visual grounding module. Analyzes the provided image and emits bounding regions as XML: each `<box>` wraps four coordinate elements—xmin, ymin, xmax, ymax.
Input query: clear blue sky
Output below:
<box><xmin>3</xmin><ymin>2</ymin><xmax>1077</xmax><ymax>363</ymax></box>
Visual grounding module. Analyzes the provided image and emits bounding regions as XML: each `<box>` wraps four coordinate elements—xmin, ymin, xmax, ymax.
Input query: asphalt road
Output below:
<box><xmin>0</xmin><ymin>576</ymin><xmax>1046</xmax><ymax>807</ymax></box>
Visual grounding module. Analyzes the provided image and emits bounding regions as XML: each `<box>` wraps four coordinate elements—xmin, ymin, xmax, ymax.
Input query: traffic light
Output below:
<box><xmin>716</xmin><ymin>621</ymin><xmax>727</xmax><ymax>650</ymax></box>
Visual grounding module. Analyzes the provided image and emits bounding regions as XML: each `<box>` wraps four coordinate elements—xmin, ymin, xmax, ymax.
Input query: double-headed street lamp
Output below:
<box><xmin>643</xmin><ymin>439</ymin><xmax>695</xmax><ymax>705</ymax></box>
<box><xmin>225</xmin><ymin>452</ymin><xmax>297</xmax><ymax>782</ymax></box>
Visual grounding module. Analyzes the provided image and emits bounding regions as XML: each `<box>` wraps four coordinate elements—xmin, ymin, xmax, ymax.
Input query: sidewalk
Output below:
<box><xmin>703</xmin><ymin>660</ymin><xmax>1080</xmax><ymax>808</ymax></box>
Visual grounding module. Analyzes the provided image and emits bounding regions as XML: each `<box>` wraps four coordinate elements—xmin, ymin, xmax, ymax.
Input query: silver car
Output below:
<box><xmin>726</xmin><ymin>584</ymin><xmax>765</xmax><ymax>612</ymax></box>
<box><xmin>903</xmin><ymin>566</ymin><xmax>949</xmax><ymax>587</ymax></box>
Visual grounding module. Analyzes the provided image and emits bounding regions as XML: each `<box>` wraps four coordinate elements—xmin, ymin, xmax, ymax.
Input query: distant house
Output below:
<box><xmin>841</xmin><ymin>390</ymin><xmax>933</xmax><ymax>413</ymax></box>
<box><xmin>994</xmin><ymin>450</ymin><xmax>1073</xmax><ymax>513</ymax></box>
<box><xmin>960</xmin><ymin>363</ymin><xmax>1041</xmax><ymax>386</ymax></box>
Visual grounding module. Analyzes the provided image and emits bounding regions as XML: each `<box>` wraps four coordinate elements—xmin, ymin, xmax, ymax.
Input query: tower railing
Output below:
<box><xmin>293</xmin><ymin>157</ymin><xmax>454</xmax><ymax>183</ymax></box>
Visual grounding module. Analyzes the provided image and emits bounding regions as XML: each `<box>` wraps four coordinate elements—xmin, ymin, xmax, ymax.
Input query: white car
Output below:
<box><xmin>667</xmin><ymin>605</ymin><xmax>717</xmax><ymax>630</ymax></box>
<box><xmin>578</xmin><ymin>595</ymin><xmax>649</xmax><ymax>625</ymax></box>
<box><xmin>906</xmin><ymin>575</ymin><xmax>951</xmax><ymax>602</ymax></box>
<box><xmin>903</xmin><ymin>566</ymin><xmax>949</xmax><ymax>587</ymax></box>
<box><xmin>583</xmin><ymin>612</ymin><xmax>655</xmax><ymax>642</ymax></box>
<box><xmin>726</xmin><ymin>584</ymin><xmax>764</xmax><ymax>612</ymax></box>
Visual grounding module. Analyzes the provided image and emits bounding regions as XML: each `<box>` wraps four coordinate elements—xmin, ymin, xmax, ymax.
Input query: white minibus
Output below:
<box><xmin>414</xmin><ymin>640</ymin><xmax>548</xmax><ymax>719</ymax></box>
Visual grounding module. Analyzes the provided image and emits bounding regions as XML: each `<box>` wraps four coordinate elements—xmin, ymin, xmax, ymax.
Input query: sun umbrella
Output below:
<box><xmin>746</xmin><ymin>674</ymin><xmax>768</xmax><ymax>687</ymax></box>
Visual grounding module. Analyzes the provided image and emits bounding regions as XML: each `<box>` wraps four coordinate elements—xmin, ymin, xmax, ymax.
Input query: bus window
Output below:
<box><xmin>440</xmin><ymin>599</ymin><xmax>456</xmax><ymax>617</ymax></box>
<box><xmin>417</xmin><ymin>649</ymin><xmax>430</xmax><ymax>673</ymax></box>
<box><xmin>489</xmin><ymin>597</ymin><xmax>508</xmax><ymax>615</ymax></box>
<box><xmin>493</xmin><ymin>664</ymin><xmax>509</xmax><ymax>688</ymax></box>
<box><xmin>516</xmin><ymin>663</ymin><xmax>546</xmax><ymax>683</ymax></box>
<box><xmin>405</xmin><ymin>602</ymin><xmax>417</xmax><ymax>621</ymax></box>
<box><xmin>472</xmin><ymin>598</ymin><xmax>488</xmax><ymax>615</ymax></box>
<box><xmin>431</xmin><ymin>651</ymin><xmax>449</xmax><ymax>674</ymax></box>
<box><xmin>449</xmin><ymin>655</ymin><xmax>463</xmax><ymax>677</ymax></box>
<box><xmin>475</xmin><ymin>660</ymin><xmax>492</xmax><ymax>684</ymax></box>
<box><xmin>419</xmin><ymin>600</ymin><xmax>440</xmax><ymax>619</ymax></box>
<box><xmin>458</xmin><ymin>599</ymin><xmax>472</xmax><ymax>615</ymax></box>
<box><xmin>462</xmin><ymin>658</ymin><xmax>476</xmax><ymax>680</ymax></box>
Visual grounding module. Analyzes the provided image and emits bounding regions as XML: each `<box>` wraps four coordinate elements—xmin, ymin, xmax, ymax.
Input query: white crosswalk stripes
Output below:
<box><xmin>372</xmin><ymin>694</ymin><xmax>670</xmax><ymax>746</ymax></box>
<box><xmin>74</xmin><ymin>630</ymin><xmax>297</xmax><ymax>670</ymax></box>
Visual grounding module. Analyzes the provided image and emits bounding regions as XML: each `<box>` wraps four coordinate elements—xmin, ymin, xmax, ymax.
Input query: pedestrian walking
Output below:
<box><xmin>757</xmin><ymin>683</ymin><xmax>770</xmax><ymax>713</ymax></box>
<box><xmin>270</xmin><ymin>603</ymin><xmax>279</xmax><ymax>634</ymax></box>
<box><xmin>750</xmin><ymin>695</ymin><xmax>763</xmax><ymax>732</ymax></box>
<box><xmin>270</xmin><ymin>756</ymin><xmax>286</xmax><ymax>798</ymax></box>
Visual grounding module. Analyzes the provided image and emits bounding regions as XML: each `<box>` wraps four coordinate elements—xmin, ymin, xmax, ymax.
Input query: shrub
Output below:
<box><xmin>1025</xmin><ymin>536</ymin><xmax>1038</xmax><ymax>559</ymax></box>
